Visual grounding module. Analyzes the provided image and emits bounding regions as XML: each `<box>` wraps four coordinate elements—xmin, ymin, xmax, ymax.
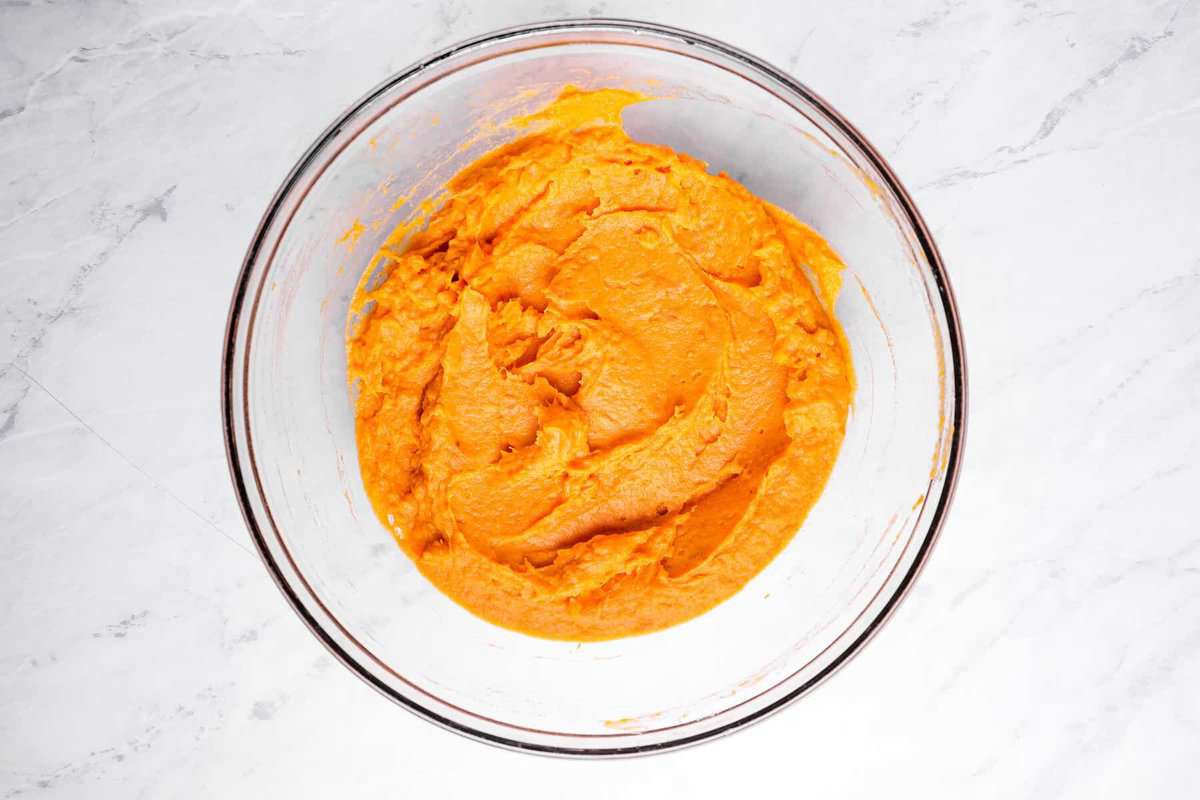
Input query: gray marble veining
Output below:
<box><xmin>2</xmin><ymin>0</ymin><xmax>1198</xmax><ymax>796</ymax></box>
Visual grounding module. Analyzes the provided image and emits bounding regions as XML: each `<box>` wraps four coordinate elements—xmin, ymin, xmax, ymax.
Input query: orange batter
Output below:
<box><xmin>348</xmin><ymin>88</ymin><xmax>852</xmax><ymax>640</ymax></box>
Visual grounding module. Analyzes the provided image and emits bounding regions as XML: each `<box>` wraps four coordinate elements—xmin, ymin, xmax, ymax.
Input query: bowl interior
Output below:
<box><xmin>228</xmin><ymin>24</ymin><xmax>960</xmax><ymax>753</ymax></box>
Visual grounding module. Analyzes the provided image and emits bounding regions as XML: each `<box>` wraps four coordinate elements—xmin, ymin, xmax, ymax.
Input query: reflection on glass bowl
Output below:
<box><xmin>222</xmin><ymin>19</ymin><xmax>966</xmax><ymax>756</ymax></box>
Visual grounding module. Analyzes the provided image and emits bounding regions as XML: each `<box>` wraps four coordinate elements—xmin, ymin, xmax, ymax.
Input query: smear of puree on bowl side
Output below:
<box><xmin>347</xmin><ymin>87</ymin><xmax>853</xmax><ymax>640</ymax></box>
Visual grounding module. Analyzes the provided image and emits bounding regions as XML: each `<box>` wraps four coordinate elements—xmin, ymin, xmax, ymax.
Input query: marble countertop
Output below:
<box><xmin>3</xmin><ymin>0</ymin><xmax>1198</xmax><ymax>796</ymax></box>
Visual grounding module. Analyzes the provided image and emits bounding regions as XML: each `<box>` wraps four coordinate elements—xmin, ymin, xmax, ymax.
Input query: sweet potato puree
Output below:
<box><xmin>348</xmin><ymin>88</ymin><xmax>852</xmax><ymax>640</ymax></box>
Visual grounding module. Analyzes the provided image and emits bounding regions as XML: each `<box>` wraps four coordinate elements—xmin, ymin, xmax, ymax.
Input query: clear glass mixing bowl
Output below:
<box><xmin>222</xmin><ymin>19</ymin><xmax>966</xmax><ymax>756</ymax></box>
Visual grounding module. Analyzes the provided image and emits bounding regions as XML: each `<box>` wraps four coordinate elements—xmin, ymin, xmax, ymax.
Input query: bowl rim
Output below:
<box><xmin>221</xmin><ymin>17</ymin><xmax>968</xmax><ymax>758</ymax></box>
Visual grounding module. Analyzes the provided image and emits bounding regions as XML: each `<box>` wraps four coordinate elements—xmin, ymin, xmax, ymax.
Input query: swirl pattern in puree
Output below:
<box><xmin>348</xmin><ymin>87</ymin><xmax>852</xmax><ymax>640</ymax></box>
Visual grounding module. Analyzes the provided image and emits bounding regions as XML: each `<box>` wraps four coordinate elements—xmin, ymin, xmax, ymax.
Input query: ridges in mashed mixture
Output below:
<box><xmin>348</xmin><ymin>87</ymin><xmax>851</xmax><ymax>640</ymax></box>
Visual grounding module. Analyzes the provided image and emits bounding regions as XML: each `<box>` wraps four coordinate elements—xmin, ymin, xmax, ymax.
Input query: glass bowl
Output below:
<box><xmin>222</xmin><ymin>19</ymin><xmax>966</xmax><ymax>756</ymax></box>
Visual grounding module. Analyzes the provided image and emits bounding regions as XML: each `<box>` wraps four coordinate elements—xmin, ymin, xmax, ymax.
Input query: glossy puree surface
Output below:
<box><xmin>348</xmin><ymin>88</ymin><xmax>852</xmax><ymax>640</ymax></box>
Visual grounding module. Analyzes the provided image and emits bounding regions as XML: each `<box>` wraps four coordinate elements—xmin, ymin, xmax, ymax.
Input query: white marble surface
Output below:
<box><xmin>2</xmin><ymin>0</ymin><xmax>1198</xmax><ymax>795</ymax></box>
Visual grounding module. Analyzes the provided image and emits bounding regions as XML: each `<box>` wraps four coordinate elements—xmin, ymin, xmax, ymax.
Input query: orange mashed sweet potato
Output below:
<box><xmin>348</xmin><ymin>88</ymin><xmax>852</xmax><ymax>640</ymax></box>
